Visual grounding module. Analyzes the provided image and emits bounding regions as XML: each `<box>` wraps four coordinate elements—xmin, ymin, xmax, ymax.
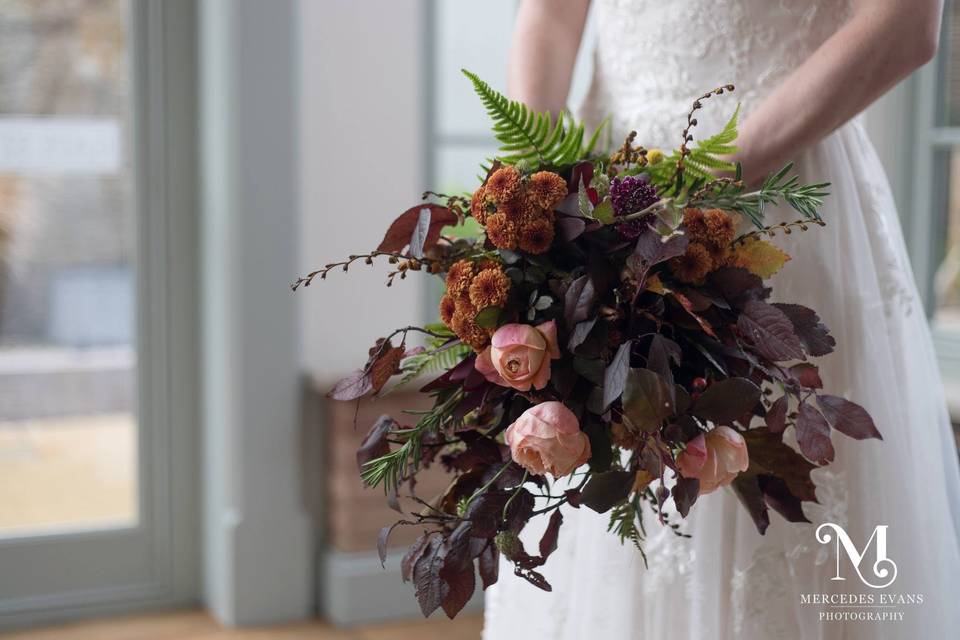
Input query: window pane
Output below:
<box><xmin>0</xmin><ymin>0</ymin><xmax>136</xmax><ymax>537</ymax></box>
<box><xmin>941</xmin><ymin>0</ymin><xmax>960</xmax><ymax>125</ymax></box>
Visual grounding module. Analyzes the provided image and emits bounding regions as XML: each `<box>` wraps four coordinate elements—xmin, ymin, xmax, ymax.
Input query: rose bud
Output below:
<box><xmin>504</xmin><ymin>401</ymin><xmax>591</xmax><ymax>478</ymax></box>
<box><xmin>676</xmin><ymin>426</ymin><xmax>749</xmax><ymax>494</ymax></box>
<box><xmin>475</xmin><ymin>320</ymin><xmax>560</xmax><ymax>392</ymax></box>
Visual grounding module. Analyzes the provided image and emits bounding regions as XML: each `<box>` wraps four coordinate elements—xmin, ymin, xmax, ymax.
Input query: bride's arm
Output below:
<box><xmin>736</xmin><ymin>0</ymin><xmax>942</xmax><ymax>184</ymax></box>
<box><xmin>508</xmin><ymin>0</ymin><xmax>591</xmax><ymax>113</ymax></box>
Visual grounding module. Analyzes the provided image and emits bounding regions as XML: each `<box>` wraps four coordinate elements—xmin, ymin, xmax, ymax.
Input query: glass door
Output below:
<box><xmin>0</xmin><ymin>0</ymin><xmax>196</xmax><ymax>623</ymax></box>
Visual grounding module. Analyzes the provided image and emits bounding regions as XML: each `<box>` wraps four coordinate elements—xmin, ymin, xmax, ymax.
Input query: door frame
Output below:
<box><xmin>0</xmin><ymin>0</ymin><xmax>199</xmax><ymax>627</ymax></box>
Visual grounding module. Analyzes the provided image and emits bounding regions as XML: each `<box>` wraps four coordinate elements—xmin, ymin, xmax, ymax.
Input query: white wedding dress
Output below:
<box><xmin>483</xmin><ymin>1</ymin><xmax>960</xmax><ymax>638</ymax></box>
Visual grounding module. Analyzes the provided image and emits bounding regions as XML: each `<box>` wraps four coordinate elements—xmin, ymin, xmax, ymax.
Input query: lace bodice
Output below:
<box><xmin>579</xmin><ymin>0</ymin><xmax>851</xmax><ymax>148</ymax></box>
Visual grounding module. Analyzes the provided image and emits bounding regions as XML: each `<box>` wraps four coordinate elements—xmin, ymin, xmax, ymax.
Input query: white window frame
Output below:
<box><xmin>908</xmin><ymin>4</ymin><xmax>960</xmax><ymax>382</ymax></box>
<box><xmin>0</xmin><ymin>0</ymin><xmax>199</xmax><ymax>627</ymax></box>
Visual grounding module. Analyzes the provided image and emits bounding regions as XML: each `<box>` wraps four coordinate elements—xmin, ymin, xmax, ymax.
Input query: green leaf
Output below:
<box><xmin>474</xmin><ymin>306</ymin><xmax>502</xmax><ymax>329</ymax></box>
<box><xmin>462</xmin><ymin>69</ymin><xmax>594</xmax><ymax>167</ymax></box>
<box><xmin>649</xmin><ymin>104</ymin><xmax>740</xmax><ymax>190</ymax></box>
<box><xmin>592</xmin><ymin>199</ymin><xmax>614</xmax><ymax>224</ymax></box>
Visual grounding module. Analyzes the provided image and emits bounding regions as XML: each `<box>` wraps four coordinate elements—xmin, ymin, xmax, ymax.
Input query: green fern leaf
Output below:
<box><xmin>462</xmin><ymin>68</ymin><xmax>596</xmax><ymax>167</ymax></box>
<box><xmin>649</xmin><ymin>105</ymin><xmax>741</xmax><ymax>187</ymax></box>
<box><xmin>394</xmin><ymin>342</ymin><xmax>471</xmax><ymax>388</ymax></box>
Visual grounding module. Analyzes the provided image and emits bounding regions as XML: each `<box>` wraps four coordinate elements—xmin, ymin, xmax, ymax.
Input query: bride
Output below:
<box><xmin>482</xmin><ymin>1</ymin><xmax>960</xmax><ymax>638</ymax></box>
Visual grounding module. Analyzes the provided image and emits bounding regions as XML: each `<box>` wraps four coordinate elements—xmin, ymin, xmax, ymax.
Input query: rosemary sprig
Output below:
<box><xmin>360</xmin><ymin>388</ymin><xmax>464</xmax><ymax>492</ymax></box>
<box><xmin>691</xmin><ymin>162</ymin><xmax>830</xmax><ymax>228</ymax></box>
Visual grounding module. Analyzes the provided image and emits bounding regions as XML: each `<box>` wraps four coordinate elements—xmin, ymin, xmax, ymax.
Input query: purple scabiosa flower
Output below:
<box><xmin>610</xmin><ymin>175</ymin><xmax>658</xmax><ymax>238</ymax></box>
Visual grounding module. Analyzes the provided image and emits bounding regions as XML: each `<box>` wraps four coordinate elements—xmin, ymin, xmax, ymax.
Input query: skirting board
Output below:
<box><xmin>319</xmin><ymin>549</ymin><xmax>484</xmax><ymax>626</ymax></box>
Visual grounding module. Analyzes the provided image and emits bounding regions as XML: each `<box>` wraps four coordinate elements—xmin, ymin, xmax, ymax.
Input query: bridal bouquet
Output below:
<box><xmin>296</xmin><ymin>70</ymin><xmax>880</xmax><ymax>618</ymax></box>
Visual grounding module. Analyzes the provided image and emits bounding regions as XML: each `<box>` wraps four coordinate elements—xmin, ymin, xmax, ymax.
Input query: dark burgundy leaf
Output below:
<box><xmin>789</xmin><ymin>363</ymin><xmax>822</xmax><ymax>389</ymax></box>
<box><xmin>538</xmin><ymin>510</ymin><xmax>563</xmax><ymax>560</ymax></box>
<box><xmin>564</xmin><ymin>274</ymin><xmax>595</xmax><ymax>327</ymax></box>
<box><xmin>742</xmin><ymin>427</ymin><xmax>818</xmax><ymax>502</ymax></box>
<box><xmin>448</xmin><ymin>353</ymin><xmax>477</xmax><ymax>383</ymax></box>
<box><xmin>575</xmin><ymin>356</ymin><xmax>606</xmax><ymax>385</ymax></box>
<box><xmin>414</xmin><ymin>536</ymin><xmax>448</xmax><ymax>617</ymax></box>
<box><xmin>567</xmin><ymin>317</ymin><xmax>598</xmax><ymax>352</ymax></box>
<box><xmin>766</xmin><ymin>396</ymin><xmax>788</xmax><ymax>434</ymax></box>
<box><xmin>371</xmin><ymin>345</ymin><xmax>405</xmax><ymax>394</ymax></box>
<box><xmin>378</xmin><ymin>522</ymin><xmax>401</xmax><ymax>567</ymax></box>
<box><xmin>773</xmin><ymin>303</ymin><xmax>835</xmax><ymax>357</ymax></box>
<box><xmin>442</xmin><ymin>521</ymin><xmax>475</xmax><ymax>573</ymax></box>
<box><xmin>440</xmin><ymin>563</ymin><xmax>476</xmax><ymax>619</ymax></box>
<box><xmin>628</xmin><ymin>232</ymin><xmax>689</xmax><ymax>280</ymax></box>
<box><xmin>504</xmin><ymin>488</ymin><xmax>535</xmax><ymax>533</ymax></box>
<box><xmin>581</xmin><ymin>470</ymin><xmax>635</xmax><ymax>513</ymax></box>
<box><xmin>622</xmin><ymin>368</ymin><xmax>674</xmax><ymax>432</ymax></box>
<box><xmin>357</xmin><ymin>415</ymin><xmax>395</xmax><ymax>475</ymax></box>
<box><xmin>568</xmin><ymin>161</ymin><xmax>594</xmax><ymax>193</ymax></box>
<box><xmin>759</xmin><ymin>475</ymin><xmax>810</xmax><ymax>524</ymax></box>
<box><xmin>328</xmin><ymin>368</ymin><xmax>373</xmax><ymax>401</ymax></box>
<box><xmin>517</xmin><ymin>567</ymin><xmax>553</xmax><ymax>591</ymax></box>
<box><xmin>478</xmin><ymin>543</ymin><xmax>500</xmax><ymax>590</ymax></box>
<box><xmin>602</xmin><ymin>340</ymin><xmax>632</xmax><ymax>410</ymax></box>
<box><xmin>564</xmin><ymin>488</ymin><xmax>582</xmax><ymax>507</ymax></box>
<box><xmin>817</xmin><ymin>394</ymin><xmax>882</xmax><ymax>440</ymax></box>
<box><xmin>402</xmin><ymin>533</ymin><xmax>432</xmax><ymax>583</ymax></box>
<box><xmin>378</xmin><ymin>203</ymin><xmax>457</xmax><ymax>254</ymax></box>
<box><xmin>673</xmin><ymin>477</ymin><xmax>700</xmax><ymax>517</ymax></box>
<box><xmin>795</xmin><ymin>402</ymin><xmax>835</xmax><ymax>464</ymax></box>
<box><xmin>670</xmin><ymin>292</ymin><xmax>718</xmax><ymax>338</ymax></box>
<box><xmin>691</xmin><ymin>378</ymin><xmax>761</xmax><ymax>423</ymax></box>
<box><xmin>647</xmin><ymin>334</ymin><xmax>680</xmax><ymax>403</ymax></box>
<box><xmin>556</xmin><ymin>214</ymin><xmax>588</xmax><ymax>241</ymax></box>
<box><xmin>731</xmin><ymin>474</ymin><xmax>770</xmax><ymax>534</ymax></box>
<box><xmin>582</xmin><ymin>418</ymin><xmax>613</xmax><ymax>472</ymax></box>
<box><xmin>465</xmin><ymin>490</ymin><xmax>508</xmax><ymax>538</ymax></box>
<box><xmin>708</xmin><ymin>267</ymin><xmax>770</xmax><ymax>307</ymax></box>
<box><xmin>386</xmin><ymin>485</ymin><xmax>402</xmax><ymax>513</ymax></box>
<box><xmin>737</xmin><ymin>300</ymin><xmax>805</xmax><ymax>362</ymax></box>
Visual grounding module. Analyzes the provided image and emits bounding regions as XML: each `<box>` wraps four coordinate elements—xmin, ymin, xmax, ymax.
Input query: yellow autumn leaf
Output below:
<box><xmin>728</xmin><ymin>238</ymin><xmax>791</xmax><ymax>278</ymax></box>
<box><xmin>645</xmin><ymin>272</ymin><xmax>668</xmax><ymax>294</ymax></box>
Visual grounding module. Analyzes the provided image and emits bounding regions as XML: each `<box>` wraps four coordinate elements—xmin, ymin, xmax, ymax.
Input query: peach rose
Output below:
<box><xmin>676</xmin><ymin>426</ymin><xmax>749</xmax><ymax>494</ymax></box>
<box><xmin>475</xmin><ymin>321</ymin><xmax>560</xmax><ymax>392</ymax></box>
<box><xmin>504</xmin><ymin>402</ymin><xmax>591</xmax><ymax>478</ymax></box>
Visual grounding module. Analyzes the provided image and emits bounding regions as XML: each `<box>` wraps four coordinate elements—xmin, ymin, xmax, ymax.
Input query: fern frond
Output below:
<box><xmin>462</xmin><ymin>68</ymin><xmax>594</xmax><ymax>167</ymax></box>
<box><xmin>396</xmin><ymin>341</ymin><xmax>471</xmax><ymax>387</ymax></box>
<box><xmin>649</xmin><ymin>105</ymin><xmax>741</xmax><ymax>187</ymax></box>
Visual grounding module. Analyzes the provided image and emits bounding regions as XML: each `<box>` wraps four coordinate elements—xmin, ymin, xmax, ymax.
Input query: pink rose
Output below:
<box><xmin>475</xmin><ymin>321</ymin><xmax>560</xmax><ymax>392</ymax></box>
<box><xmin>676</xmin><ymin>426</ymin><xmax>749</xmax><ymax>494</ymax></box>
<box><xmin>504</xmin><ymin>401</ymin><xmax>591</xmax><ymax>478</ymax></box>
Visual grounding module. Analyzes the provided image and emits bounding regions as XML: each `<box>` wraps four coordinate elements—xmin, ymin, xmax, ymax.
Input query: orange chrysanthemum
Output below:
<box><xmin>485</xmin><ymin>212</ymin><xmax>519</xmax><ymax>250</ymax></box>
<box><xmin>518</xmin><ymin>215</ymin><xmax>555</xmax><ymax>254</ymax></box>
<box><xmin>469</xmin><ymin>267</ymin><xmax>511</xmax><ymax>309</ymax></box>
<box><xmin>454</xmin><ymin>296</ymin><xmax>476</xmax><ymax>318</ymax></box>
<box><xmin>450</xmin><ymin>312</ymin><xmax>490</xmax><ymax>351</ymax></box>
<box><xmin>703</xmin><ymin>208</ymin><xmax>736</xmax><ymax>249</ymax></box>
<box><xmin>444</xmin><ymin>260</ymin><xmax>475</xmax><ymax>297</ymax></box>
<box><xmin>669</xmin><ymin>242</ymin><xmax>714</xmax><ymax>284</ymax></box>
<box><xmin>526</xmin><ymin>171</ymin><xmax>569</xmax><ymax>209</ymax></box>
<box><xmin>683</xmin><ymin>207</ymin><xmax>710</xmax><ymax>245</ymax></box>
<box><xmin>471</xmin><ymin>186</ymin><xmax>493</xmax><ymax>225</ymax></box>
<box><xmin>439</xmin><ymin>294</ymin><xmax>457</xmax><ymax>326</ymax></box>
<box><xmin>496</xmin><ymin>196</ymin><xmax>533</xmax><ymax>222</ymax></box>
<box><xmin>485</xmin><ymin>166</ymin><xmax>522</xmax><ymax>203</ymax></box>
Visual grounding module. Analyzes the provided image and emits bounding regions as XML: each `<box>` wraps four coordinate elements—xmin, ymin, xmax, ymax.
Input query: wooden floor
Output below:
<box><xmin>0</xmin><ymin>610</ymin><xmax>484</xmax><ymax>640</ymax></box>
